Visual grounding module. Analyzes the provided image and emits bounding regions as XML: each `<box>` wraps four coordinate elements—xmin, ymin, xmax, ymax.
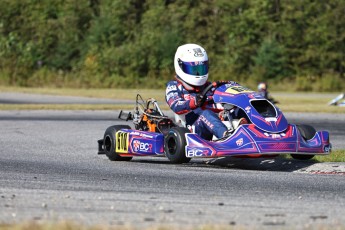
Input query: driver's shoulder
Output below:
<box><xmin>166</xmin><ymin>80</ymin><xmax>178</xmax><ymax>89</ymax></box>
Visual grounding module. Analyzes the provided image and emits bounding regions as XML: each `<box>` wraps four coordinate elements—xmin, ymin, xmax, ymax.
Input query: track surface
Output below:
<box><xmin>0</xmin><ymin>110</ymin><xmax>344</xmax><ymax>229</ymax></box>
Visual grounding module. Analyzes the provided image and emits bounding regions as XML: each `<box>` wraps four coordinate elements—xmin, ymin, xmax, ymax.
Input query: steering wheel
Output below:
<box><xmin>197</xmin><ymin>81</ymin><xmax>229</xmax><ymax>106</ymax></box>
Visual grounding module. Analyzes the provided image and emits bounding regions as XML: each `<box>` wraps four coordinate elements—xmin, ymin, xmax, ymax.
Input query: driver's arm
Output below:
<box><xmin>165</xmin><ymin>82</ymin><xmax>197</xmax><ymax>114</ymax></box>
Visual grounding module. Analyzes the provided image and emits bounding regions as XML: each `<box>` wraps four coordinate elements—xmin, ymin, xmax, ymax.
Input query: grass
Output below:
<box><xmin>0</xmin><ymin>104</ymin><xmax>136</xmax><ymax>111</ymax></box>
<box><xmin>0</xmin><ymin>86</ymin><xmax>165</xmax><ymax>101</ymax></box>
<box><xmin>314</xmin><ymin>150</ymin><xmax>345</xmax><ymax>162</ymax></box>
<box><xmin>274</xmin><ymin>93</ymin><xmax>344</xmax><ymax>113</ymax></box>
<box><xmin>1</xmin><ymin>86</ymin><xmax>344</xmax><ymax>113</ymax></box>
<box><xmin>279</xmin><ymin>150</ymin><xmax>345</xmax><ymax>163</ymax></box>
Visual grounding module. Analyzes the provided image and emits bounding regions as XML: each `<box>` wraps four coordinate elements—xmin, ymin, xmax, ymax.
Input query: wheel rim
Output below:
<box><xmin>104</xmin><ymin>135</ymin><xmax>112</xmax><ymax>151</ymax></box>
<box><xmin>167</xmin><ymin>136</ymin><xmax>177</xmax><ymax>155</ymax></box>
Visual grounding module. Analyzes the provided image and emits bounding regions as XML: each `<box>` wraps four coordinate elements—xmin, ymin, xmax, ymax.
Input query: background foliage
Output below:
<box><xmin>0</xmin><ymin>0</ymin><xmax>344</xmax><ymax>90</ymax></box>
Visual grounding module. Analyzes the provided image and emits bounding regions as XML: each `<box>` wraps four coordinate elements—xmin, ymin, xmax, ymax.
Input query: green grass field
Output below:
<box><xmin>314</xmin><ymin>150</ymin><xmax>345</xmax><ymax>162</ymax></box>
<box><xmin>281</xmin><ymin>150</ymin><xmax>345</xmax><ymax>163</ymax></box>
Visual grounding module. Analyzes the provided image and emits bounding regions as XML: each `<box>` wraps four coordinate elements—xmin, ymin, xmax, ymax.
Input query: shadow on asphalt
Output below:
<box><xmin>131</xmin><ymin>157</ymin><xmax>316</xmax><ymax>172</ymax></box>
<box><xmin>203</xmin><ymin>157</ymin><xmax>316</xmax><ymax>172</ymax></box>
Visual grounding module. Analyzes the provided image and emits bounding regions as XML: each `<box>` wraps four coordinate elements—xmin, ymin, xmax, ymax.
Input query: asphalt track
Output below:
<box><xmin>0</xmin><ymin>93</ymin><xmax>345</xmax><ymax>229</ymax></box>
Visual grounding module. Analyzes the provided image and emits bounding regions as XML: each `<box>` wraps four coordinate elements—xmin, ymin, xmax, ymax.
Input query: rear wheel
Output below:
<box><xmin>164</xmin><ymin>127</ymin><xmax>191</xmax><ymax>163</ymax></box>
<box><xmin>291</xmin><ymin>124</ymin><xmax>316</xmax><ymax>160</ymax></box>
<box><xmin>103</xmin><ymin>125</ymin><xmax>133</xmax><ymax>161</ymax></box>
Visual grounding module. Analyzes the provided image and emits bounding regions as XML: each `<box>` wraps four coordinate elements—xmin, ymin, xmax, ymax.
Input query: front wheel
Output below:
<box><xmin>103</xmin><ymin>125</ymin><xmax>133</xmax><ymax>161</ymax></box>
<box><xmin>164</xmin><ymin>127</ymin><xmax>191</xmax><ymax>164</ymax></box>
<box><xmin>291</xmin><ymin>124</ymin><xmax>316</xmax><ymax>160</ymax></box>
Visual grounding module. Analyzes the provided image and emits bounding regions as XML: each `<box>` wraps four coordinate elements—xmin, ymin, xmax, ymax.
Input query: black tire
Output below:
<box><xmin>103</xmin><ymin>125</ymin><xmax>133</xmax><ymax>161</ymax></box>
<box><xmin>164</xmin><ymin>127</ymin><xmax>191</xmax><ymax>163</ymax></box>
<box><xmin>291</xmin><ymin>124</ymin><xmax>316</xmax><ymax>160</ymax></box>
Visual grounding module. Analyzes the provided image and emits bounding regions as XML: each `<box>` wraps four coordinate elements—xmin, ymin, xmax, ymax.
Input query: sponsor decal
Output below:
<box><xmin>140</xmin><ymin>133</ymin><xmax>154</xmax><ymax>139</ymax></box>
<box><xmin>166</xmin><ymin>92</ymin><xmax>178</xmax><ymax>101</ymax></box>
<box><xmin>186</xmin><ymin>148</ymin><xmax>211</xmax><ymax>157</ymax></box>
<box><xmin>193</xmin><ymin>48</ymin><xmax>204</xmax><ymax>57</ymax></box>
<box><xmin>245</xmin><ymin>106</ymin><xmax>251</xmax><ymax>113</ymax></box>
<box><xmin>177</xmin><ymin>101</ymin><xmax>187</xmax><ymax>105</ymax></box>
<box><xmin>131</xmin><ymin>131</ymin><xmax>141</xmax><ymax>136</ymax></box>
<box><xmin>166</xmin><ymin>85</ymin><xmax>177</xmax><ymax>93</ymax></box>
<box><xmin>271</xmin><ymin>134</ymin><xmax>281</xmax><ymax>139</ymax></box>
<box><xmin>264</xmin><ymin>132</ymin><xmax>284</xmax><ymax>139</ymax></box>
<box><xmin>131</xmin><ymin>132</ymin><xmax>155</xmax><ymax>139</ymax></box>
<box><xmin>187</xmin><ymin>149</ymin><xmax>205</xmax><ymax>157</ymax></box>
<box><xmin>197</xmin><ymin>115</ymin><xmax>214</xmax><ymax>129</ymax></box>
<box><xmin>265</xmin><ymin>117</ymin><xmax>277</xmax><ymax>122</ymax></box>
<box><xmin>236</xmin><ymin>138</ymin><xmax>243</xmax><ymax>146</ymax></box>
<box><xmin>132</xmin><ymin>140</ymin><xmax>140</xmax><ymax>151</ymax></box>
<box><xmin>132</xmin><ymin>139</ymin><xmax>153</xmax><ymax>152</ymax></box>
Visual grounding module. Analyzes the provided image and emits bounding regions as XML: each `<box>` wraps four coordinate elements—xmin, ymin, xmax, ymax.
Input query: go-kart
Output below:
<box><xmin>98</xmin><ymin>82</ymin><xmax>331</xmax><ymax>163</ymax></box>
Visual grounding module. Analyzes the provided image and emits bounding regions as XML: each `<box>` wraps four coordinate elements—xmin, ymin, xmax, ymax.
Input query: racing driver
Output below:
<box><xmin>165</xmin><ymin>43</ymin><xmax>234</xmax><ymax>140</ymax></box>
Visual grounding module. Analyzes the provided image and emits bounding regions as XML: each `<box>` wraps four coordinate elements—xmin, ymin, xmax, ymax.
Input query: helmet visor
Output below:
<box><xmin>180</xmin><ymin>61</ymin><xmax>208</xmax><ymax>76</ymax></box>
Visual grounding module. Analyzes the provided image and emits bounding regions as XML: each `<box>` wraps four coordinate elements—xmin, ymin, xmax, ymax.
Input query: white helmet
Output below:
<box><xmin>174</xmin><ymin>44</ymin><xmax>209</xmax><ymax>87</ymax></box>
<box><xmin>258</xmin><ymin>82</ymin><xmax>267</xmax><ymax>92</ymax></box>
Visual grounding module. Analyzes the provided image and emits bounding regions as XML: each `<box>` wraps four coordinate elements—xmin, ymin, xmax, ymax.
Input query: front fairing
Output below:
<box><xmin>185</xmin><ymin>124</ymin><xmax>331</xmax><ymax>158</ymax></box>
<box><xmin>213</xmin><ymin>84</ymin><xmax>288</xmax><ymax>133</ymax></box>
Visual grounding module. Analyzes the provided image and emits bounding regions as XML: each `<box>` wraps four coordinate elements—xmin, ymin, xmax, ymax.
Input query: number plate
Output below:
<box><xmin>225</xmin><ymin>86</ymin><xmax>253</xmax><ymax>94</ymax></box>
<box><xmin>116</xmin><ymin>131</ymin><xmax>129</xmax><ymax>153</ymax></box>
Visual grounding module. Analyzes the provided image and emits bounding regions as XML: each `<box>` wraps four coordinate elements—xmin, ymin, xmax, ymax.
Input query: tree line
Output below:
<box><xmin>0</xmin><ymin>0</ymin><xmax>344</xmax><ymax>91</ymax></box>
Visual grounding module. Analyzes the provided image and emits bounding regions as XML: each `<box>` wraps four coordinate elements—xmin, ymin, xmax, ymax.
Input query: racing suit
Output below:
<box><xmin>165</xmin><ymin>80</ymin><xmax>228</xmax><ymax>140</ymax></box>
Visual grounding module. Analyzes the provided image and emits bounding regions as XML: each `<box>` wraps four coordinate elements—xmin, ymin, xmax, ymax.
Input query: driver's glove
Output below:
<box><xmin>189</xmin><ymin>94</ymin><xmax>203</xmax><ymax>109</ymax></box>
<box><xmin>189</xmin><ymin>94</ymin><xmax>212</xmax><ymax>109</ymax></box>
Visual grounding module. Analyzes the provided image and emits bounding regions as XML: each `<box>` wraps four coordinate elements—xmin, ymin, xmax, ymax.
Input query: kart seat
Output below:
<box><xmin>157</xmin><ymin>118</ymin><xmax>176</xmax><ymax>135</ymax></box>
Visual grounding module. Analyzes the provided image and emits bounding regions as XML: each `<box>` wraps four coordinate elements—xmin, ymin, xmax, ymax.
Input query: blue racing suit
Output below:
<box><xmin>165</xmin><ymin>79</ymin><xmax>228</xmax><ymax>140</ymax></box>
